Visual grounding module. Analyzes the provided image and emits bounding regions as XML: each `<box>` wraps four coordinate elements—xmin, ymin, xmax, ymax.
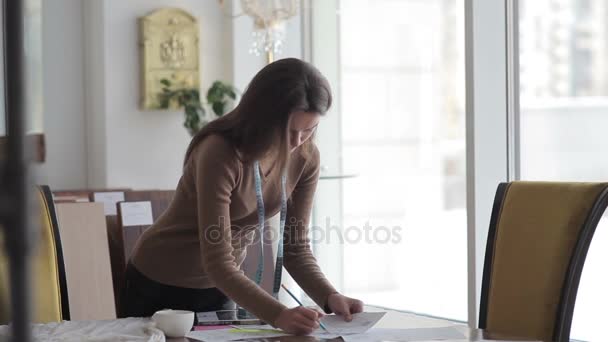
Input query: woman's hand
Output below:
<box><xmin>326</xmin><ymin>293</ymin><xmax>364</xmax><ymax>321</ymax></box>
<box><xmin>274</xmin><ymin>307</ymin><xmax>325</xmax><ymax>335</ymax></box>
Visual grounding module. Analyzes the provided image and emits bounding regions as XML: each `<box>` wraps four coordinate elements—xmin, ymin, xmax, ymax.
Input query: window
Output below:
<box><xmin>338</xmin><ymin>0</ymin><xmax>467</xmax><ymax>320</ymax></box>
<box><xmin>519</xmin><ymin>0</ymin><xmax>608</xmax><ymax>340</ymax></box>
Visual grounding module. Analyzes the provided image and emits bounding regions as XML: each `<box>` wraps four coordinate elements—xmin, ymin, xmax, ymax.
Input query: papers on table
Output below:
<box><xmin>186</xmin><ymin>326</ymin><xmax>289</xmax><ymax>342</ymax></box>
<box><xmin>341</xmin><ymin>326</ymin><xmax>466</xmax><ymax>341</ymax></box>
<box><xmin>187</xmin><ymin>325</ymin><xmax>343</xmax><ymax>341</ymax></box>
<box><xmin>186</xmin><ymin>312</ymin><xmax>384</xmax><ymax>341</ymax></box>
<box><xmin>321</xmin><ymin>312</ymin><xmax>386</xmax><ymax>334</ymax></box>
<box><xmin>185</xmin><ymin>311</ymin><xmax>469</xmax><ymax>342</ymax></box>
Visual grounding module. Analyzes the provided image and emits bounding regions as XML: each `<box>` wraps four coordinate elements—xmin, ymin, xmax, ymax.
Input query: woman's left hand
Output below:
<box><xmin>326</xmin><ymin>293</ymin><xmax>364</xmax><ymax>322</ymax></box>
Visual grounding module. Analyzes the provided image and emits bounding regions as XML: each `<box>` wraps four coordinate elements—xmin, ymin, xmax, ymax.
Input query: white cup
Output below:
<box><xmin>151</xmin><ymin>309</ymin><xmax>195</xmax><ymax>337</ymax></box>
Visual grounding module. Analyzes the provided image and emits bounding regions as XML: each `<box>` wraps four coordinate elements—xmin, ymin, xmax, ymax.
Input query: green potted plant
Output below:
<box><xmin>158</xmin><ymin>79</ymin><xmax>237</xmax><ymax>136</ymax></box>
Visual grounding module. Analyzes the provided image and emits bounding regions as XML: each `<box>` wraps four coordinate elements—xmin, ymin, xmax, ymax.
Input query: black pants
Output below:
<box><xmin>119</xmin><ymin>262</ymin><xmax>235</xmax><ymax>318</ymax></box>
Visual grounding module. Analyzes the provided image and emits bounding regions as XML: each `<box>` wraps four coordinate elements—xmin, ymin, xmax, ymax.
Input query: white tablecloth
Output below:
<box><xmin>0</xmin><ymin>317</ymin><xmax>164</xmax><ymax>342</ymax></box>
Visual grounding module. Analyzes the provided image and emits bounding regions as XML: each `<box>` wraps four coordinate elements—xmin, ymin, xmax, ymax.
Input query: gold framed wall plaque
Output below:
<box><xmin>139</xmin><ymin>8</ymin><xmax>200</xmax><ymax>109</ymax></box>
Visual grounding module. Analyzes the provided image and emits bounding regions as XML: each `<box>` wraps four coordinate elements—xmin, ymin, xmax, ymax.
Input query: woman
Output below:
<box><xmin>121</xmin><ymin>58</ymin><xmax>363</xmax><ymax>335</ymax></box>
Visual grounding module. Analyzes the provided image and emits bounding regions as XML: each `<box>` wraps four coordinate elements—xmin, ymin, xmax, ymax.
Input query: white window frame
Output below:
<box><xmin>302</xmin><ymin>0</ymin><xmax>345</xmax><ymax>293</ymax></box>
<box><xmin>465</xmin><ymin>0</ymin><xmax>517</xmax><ymax>327</ymax></box>
<box><xmin>465</xmin><ymin>0</ymin><xmax>519</xmax><ymax>327</ymax></box>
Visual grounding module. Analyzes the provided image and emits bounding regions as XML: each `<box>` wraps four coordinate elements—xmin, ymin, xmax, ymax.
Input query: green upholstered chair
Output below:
<box><xmin>0</xmin><ymin>185</ymin><xmax>70</xmax><ymax>324</ymax></box>
<box><xmin>479</xmin><ymin>181</ymin><xmax>608</xmax><ymax>341</ymax></box>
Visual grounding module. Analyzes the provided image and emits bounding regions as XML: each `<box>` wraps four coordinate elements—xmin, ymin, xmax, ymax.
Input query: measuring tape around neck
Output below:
<box><xmin>252</xmin><ymin>160</ymin><xmax>287</xmax><ymax>299</ymax></box>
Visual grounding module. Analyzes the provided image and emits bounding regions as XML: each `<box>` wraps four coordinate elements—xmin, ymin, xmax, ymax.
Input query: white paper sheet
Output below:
<box><xmin>320</xmin><ymin>312</ymin><xmax>386</xmax><ymax>335</ymax></box>
<box><xmin>119</xmin><ymin>201</ymin><xmax>154</xmax><ymax>226</ymax></box>
<box><xmin>186</xmin><ymin>326</ymin><xmax>289</xmax><ymax>342</ymax></box>
<box><xmin>311</xmin><ymin>331</ymin><xmax>343</xmax><ymax>339</ymax></box>
<box><xmin>93</xmin><ymin>191</ymin><xmax>125</xmax><ymax>216</ymax></box>
<box><xmin>187</xmin><ymin>324</ymin><xmax>342</xmax><ymax>342</ymax></box>
<box><xmin>341</xmin><ymin>326</ymin><xmax>465</xmax><ymax>341</ymax></box>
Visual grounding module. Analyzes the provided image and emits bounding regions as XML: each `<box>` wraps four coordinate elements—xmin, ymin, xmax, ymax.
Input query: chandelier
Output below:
<box><xmin>239</xmin><ymin>0</ymin><xmax>300</xmax><ymax>63</ymax></box>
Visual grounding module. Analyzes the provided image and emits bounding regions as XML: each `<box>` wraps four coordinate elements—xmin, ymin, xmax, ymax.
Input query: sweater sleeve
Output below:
<box><xmin>193</xmin><ymin>136</ymin><xmax>288</xmax><ymax>326</ymax></box>
<box><xmin>283</xmin><ymin>145</ymin><xmax>338</xmax><ymax>311</ymax></box>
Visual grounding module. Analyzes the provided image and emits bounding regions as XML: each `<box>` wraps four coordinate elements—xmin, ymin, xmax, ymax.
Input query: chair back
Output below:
<box><xmin>479</xmin><ymin>181</ymin><xmax>608</xmax><ymax>341</ymax></box>
<box><xmin>0</xmin><ymin>185</ymin><xmax>70</xmax><ymax>324</ymax></box>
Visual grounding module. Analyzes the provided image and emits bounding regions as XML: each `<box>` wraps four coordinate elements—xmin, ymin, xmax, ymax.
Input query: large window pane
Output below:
<box><xmin>519</xmin><ymin>0</ymin><xmax>608</xmax><ymax>340</ymax></box>
<box><xmin>339</xmin><ymin>0</ymin><xmax>466</xmax><ymax>320</ymax></box>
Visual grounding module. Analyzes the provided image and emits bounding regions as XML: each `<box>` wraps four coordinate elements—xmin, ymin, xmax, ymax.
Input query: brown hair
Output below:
<box><xmin>184</xmin><ymin>58</ymin><xmax>332</xmax><ymax>172</ymax></box>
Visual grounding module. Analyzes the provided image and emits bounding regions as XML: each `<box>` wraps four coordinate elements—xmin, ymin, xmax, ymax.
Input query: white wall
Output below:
<box><xmin>83</xmin><ymin>0</ymin><xmax>301</xmax><ymax>190</ymax></box>
<box><xmin>35</xmin><ymin>0</ymin><xmax>87</xmax><ymax>189</ymax></box>
<box><xmin>83</xmin><ymin>0</ymin><xmax>108</xmax><ymax>189</ymax></box>
<box><xmin>39</xmin><ymin>0</ymin><xmax>229</xmax><ymax>190</ymax></box>
<box><xmin>40</xmin><ymin>0</ymin><xmax>303</xmax><ymax>190</ymax></box>
<box><xmin>86</xmin><ymin>0</ymin><xmax>230</xmax><ymax>189</ymax></box>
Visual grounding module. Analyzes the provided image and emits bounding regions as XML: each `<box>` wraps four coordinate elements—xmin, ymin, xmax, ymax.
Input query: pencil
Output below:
<box><xmin>281</xmin><ymin>284</ymin><xmax>329</xmax><ymax>333</ymax></box>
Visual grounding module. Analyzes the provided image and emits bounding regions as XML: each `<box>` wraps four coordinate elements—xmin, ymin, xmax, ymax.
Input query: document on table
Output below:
<box><xmin>186</xmin><ymin>312</ymin><xmax>386</xmax><ymax>341</ymax></box>
<box><xmin>320</xmin><ymin>312</ymin><xmax>386</xmax><ymax>334</ymax></box>
<box><xmin>187</xmin><ymin>326</ymin><xmax>341</xmax><ymax>342</ymax></box>
<box><xmin>341</xmin><ymin>326</ymin><xmax>466</xmax><ymax>341</ymax></box>
<box><xmin>186</xmin><ymin>326</ymin><xmax>289</xmax><ymax>342</ymax></box>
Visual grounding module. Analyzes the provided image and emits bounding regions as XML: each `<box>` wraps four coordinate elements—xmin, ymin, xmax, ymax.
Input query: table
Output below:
<box><xmin>169</xmin><ymin>306</ymin><xmax>542</xmax><ymax>342</ymax></box>
<box><xmin>0</xmin><ymin>307</ymin><xmax>540</xmax><ymax>341</ymax></box>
